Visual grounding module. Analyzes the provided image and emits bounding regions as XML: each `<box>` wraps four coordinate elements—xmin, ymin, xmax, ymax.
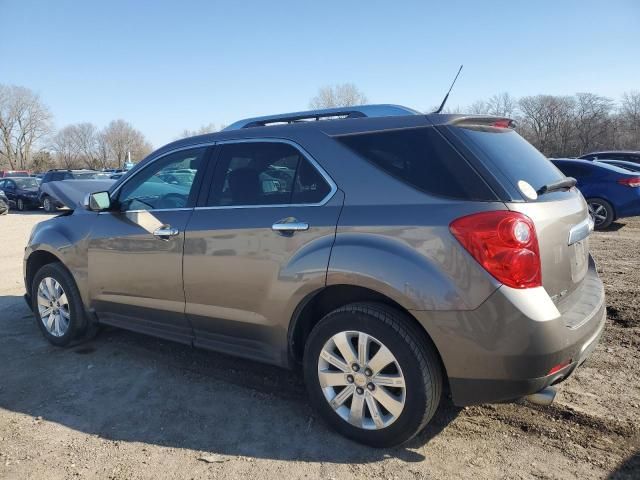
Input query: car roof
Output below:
<box><xmin>580</xmin><ymin>150</ymin><xmax>640</xmax><ymax>156</ymax></box>
<box><xmin>552</xmin><ymin>158</ymin><xmax>637</xmax><ymax>175</ymax></box>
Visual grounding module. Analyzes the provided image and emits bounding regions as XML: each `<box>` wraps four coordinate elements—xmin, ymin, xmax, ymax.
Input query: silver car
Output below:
<box><xmin>24</xmin><ymin>105</ymin><xmax>605</xmax><ymax>447</ymax></box>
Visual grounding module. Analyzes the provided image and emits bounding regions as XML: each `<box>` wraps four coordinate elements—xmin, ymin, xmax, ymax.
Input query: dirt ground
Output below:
<box><xmin>0</xmin><ymin>211</ymin><xmax>638</xmax><ymax>480</ymax></box>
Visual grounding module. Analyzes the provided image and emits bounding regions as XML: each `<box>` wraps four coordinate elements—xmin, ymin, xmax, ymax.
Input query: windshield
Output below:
<box><xmin>14</xmin><ymin>178</ymin><xmax>40</xmax><ymax>188</ymax></box>
<box><xmin>452</xmin><ymin>126</ymin><xmax>564</xmax><ymax>195</ymax></box>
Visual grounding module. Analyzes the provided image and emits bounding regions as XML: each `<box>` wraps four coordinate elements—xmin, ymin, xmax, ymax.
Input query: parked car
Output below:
<box><xmin>551</xmin><ymin>159</ymin><xmax>640</xmax><ymax>229</ymax></box>
<box><xmin>595</xmin><ymin>159</ymin><xmax>640</xmax><ymax>172</ymax></box>
<box><xmin>24</xmin><ymin>105</ymin><xmax>605</xmax><ymax>447</ymax></box>
<box><xmin>0</xmin><ymin>170</ymin><xmax>30</xmax><ymax>178</ymax></box>
<box><xmin>0</xmin><ymin>177</ymin><xmax>41</xmax><ymax>210</ymax></box>
<box><xmin>579</xmin><ymin>150</ymin><xmax>640</xmax><ymax>164</ymax></box>
<box><xmin>0</xmin><ymin>189</ymin><xmax>9</xmax><ymax>214</ymax></box>
<box><xmin>39</xmin><ymin>169</ymin><xmax>112</xmax><ymax>212</ymax></box>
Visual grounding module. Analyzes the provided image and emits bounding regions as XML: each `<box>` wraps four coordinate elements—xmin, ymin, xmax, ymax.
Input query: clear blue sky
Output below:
<box><xmin>2</xmin><ymin>0</ymin><xmax>639</xmax><ymax>147</ymax></box>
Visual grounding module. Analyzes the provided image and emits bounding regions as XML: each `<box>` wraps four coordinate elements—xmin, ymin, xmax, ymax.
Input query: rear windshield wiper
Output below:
<box><xmin>537</xmin><ymin>177</ymin><xmax>577</xmax><ymax>195</ymax></box>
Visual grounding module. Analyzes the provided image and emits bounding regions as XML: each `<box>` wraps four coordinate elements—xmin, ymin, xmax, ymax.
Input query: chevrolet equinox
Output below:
<box><xmin>24</xmin><ymin>105</ymin><xmax>606</xmax><ymax>447</ymax></box>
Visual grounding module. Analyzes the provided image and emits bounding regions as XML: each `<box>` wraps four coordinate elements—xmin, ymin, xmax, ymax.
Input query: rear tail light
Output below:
<box><xmin>449</xmin><ymin>211</ymin><xmax>542</xmax><ymax>289</ymax></box>
<box><xmin>491</xmin><ymin>119</ymin><xmax>514</xmax><ymax>129</ymax></box>
<box><xmin>617</xmin><ymin>177</ymin><xmax>640</xmax><ymax>187</ymax></box>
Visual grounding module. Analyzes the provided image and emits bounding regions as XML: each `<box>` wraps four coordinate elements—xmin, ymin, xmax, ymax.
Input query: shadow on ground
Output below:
<box><xmin>608</xmin><ymin>450</ymin><xmax>640</xmax><ymax>479</ymax></box>
<box><xmin>0</xmin><ymin>294</ymin><xmax>460</xmax><ymax>464</ymax></box>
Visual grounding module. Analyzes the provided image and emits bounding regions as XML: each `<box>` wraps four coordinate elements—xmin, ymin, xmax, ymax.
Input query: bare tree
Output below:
<box><xmin>573</xmin><ymin>93</ymin><xmax>614</xmax><ymax>154</ymax></box>
<box><xmin>517</xmin><ymin>95</ymin><xmax>577</xmax><ymax>156</ymax></box>
<box><xmin>51</xmin><ymin>125</ymin><xmax>81</xmax><ymax>169</ymax></box>
<box><xmin>468</xmin><ymin>100</ymin><xmax>489</xmax><ymax>114</ymax></box>
<box><xmin>70</xmin><ymin>122</ymin><xmax>100</xmax><ymax>169</ymax></box>
<box><xmin>486</xmin><ymin>92</ymin><xmax>517</xmax><ymax>117</ymax></box>
<box><xmin>618</xmin><ymin>91</ymin><xmax>640</xmax><ymax>149</ymax></box>
<box><xmin>0</xmin><ymin>84</ymin><xmax>52</xmax><ymax>169</ymax></box>
<box><xmin>178</xmin><ymin>122</ymin><xmax>217</xmax><ymax>139</ymax></box>
<box><xmin>309</xmin><ymin>83</ymin><xmax>368</xmax><ymax>109</ymax></box>
<box><xmin>102</xmin><ymin>119</ymin><xmax>152</xmax><ymax>168</ymax></box>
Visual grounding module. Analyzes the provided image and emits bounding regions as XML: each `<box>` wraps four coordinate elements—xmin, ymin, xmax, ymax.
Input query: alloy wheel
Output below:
<box><xmin>17</xmin><ymin>198</ymin><xmax>24</xmax><ymax>210</ymax></box>
<box><xmin>37</xmin><ymin>277</ymin><xmax>70</xmax><ymax>337</ymax></box>
<box><xmin>318</xmin><ymin>331</ymin><xmax>406</xmax><ymax>430</ymax></box>
<box><xmin>588</xmin><ymin>201</ymin><xmax>608</xmax><ymax>227</ymax></box>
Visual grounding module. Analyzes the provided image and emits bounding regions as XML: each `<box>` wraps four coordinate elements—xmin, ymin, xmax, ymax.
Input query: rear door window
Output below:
<box><xmin>207</xmin><ymin>142</ymin><xmax>332</xmax><ymax>206</ymax></box>
<box><xmin>334</xmin><ymin>126</ymin><xmax>495</xmax><ymax>200</ymax></box>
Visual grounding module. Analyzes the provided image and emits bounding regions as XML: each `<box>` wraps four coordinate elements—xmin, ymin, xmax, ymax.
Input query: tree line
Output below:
<box><xmin>3</xmin><ymin>81</ymin><xmax>638</xmax><ymax>172</ymax></box>
<box><xmin>312</xmin><ymin>84</ymin><xmax>640</xmax><ymax>158</ymax></box>
<box><xmin>0</xmin><ymin>84</ymin><xmax>152</xmax><ymax>172</ymax></box>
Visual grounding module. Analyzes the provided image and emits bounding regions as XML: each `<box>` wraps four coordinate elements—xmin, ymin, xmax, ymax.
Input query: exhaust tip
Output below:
<box><xmin>524</xmin><ymin>386</ymin><xmax>557</xmax><ymax>406</ymax></box>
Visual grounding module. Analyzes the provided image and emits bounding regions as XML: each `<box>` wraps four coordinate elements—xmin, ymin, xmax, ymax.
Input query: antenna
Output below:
<box><xmin>434</xmin><ymin>65</ymin><xmax>463</xmax><ymax>114</ymax></box>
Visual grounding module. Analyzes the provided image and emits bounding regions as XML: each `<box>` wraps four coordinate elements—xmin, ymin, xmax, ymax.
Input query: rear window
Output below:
<box><xmin>334</xmin><ymin>127</ymin><xmax>495</xmax><ymax>200</ymax></box>
<box><xmin>452</xmin><ymin>126</ymin><xmax>563</xmax><ymax>194</ymax></box>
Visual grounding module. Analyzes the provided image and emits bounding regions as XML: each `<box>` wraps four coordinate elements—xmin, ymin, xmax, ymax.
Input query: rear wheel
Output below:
<box><xmin>303</xmin><ymin>302</ymin><xmax>442</xmax><ymax>447</ymax></box>
<box><xmin>587</xmin><ymin>198</ymin><xmax>614</xmax><ymax>230</ymax></box>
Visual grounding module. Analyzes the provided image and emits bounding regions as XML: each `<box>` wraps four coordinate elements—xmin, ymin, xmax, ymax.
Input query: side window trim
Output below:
<box><xmin>197</xmin><ymin>138</ymin><xmax>337</xmax><ymax>210</ymax></box>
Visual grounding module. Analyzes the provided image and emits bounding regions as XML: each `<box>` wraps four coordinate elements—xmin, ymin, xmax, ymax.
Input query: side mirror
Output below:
<box><xmin>84</xmin><ymin>191</ymin><xmax>112</xmax><ymax>212</ymax></box>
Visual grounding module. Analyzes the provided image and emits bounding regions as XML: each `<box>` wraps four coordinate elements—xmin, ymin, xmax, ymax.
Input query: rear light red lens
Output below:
<box><xmin>547</xmin><ymin>359</ymin><xmax>571</xmax><ymax>375</ymax></box>
<box><xmin>449</xmin><ymin>211</ymin><xmax>542</xmax><ymax>289</ymax></box>
<box><xmin>491</xmin><ymin>119</ymin><xmax>513</xmax><ymax>129</ymax></box>
<box><xmin>617</xmin><ymin>177</ymin><xmax>640</xmax><ymax>187</ymax></box>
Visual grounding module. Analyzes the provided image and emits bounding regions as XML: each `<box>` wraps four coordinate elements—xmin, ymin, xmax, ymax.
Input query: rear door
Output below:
<box><xmin>446</xmin><ymin>124</ymin><xmax>591</xmax><ymax>299</ymax></box>
<box><xmin>183</xmin><ymin>139</ymin><xmax>342</xmax><ymax>365</ymax></box>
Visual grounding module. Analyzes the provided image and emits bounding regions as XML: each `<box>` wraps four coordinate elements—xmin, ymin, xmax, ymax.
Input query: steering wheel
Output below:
<box><xmin>159</xmin><ymin>193</ymin><xmax>188</xmax><ymax>209</ymax></box>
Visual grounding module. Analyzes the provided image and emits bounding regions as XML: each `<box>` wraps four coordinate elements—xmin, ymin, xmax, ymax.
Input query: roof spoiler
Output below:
<box><xmin>223</xmin><ymin>104</ymin><xmax>421</xmax><ymax>131</ymax></box>
<box><xmin>448</xmin><ymin>115</ymin><xmax>517</xmax><ymax>129</ymax></box>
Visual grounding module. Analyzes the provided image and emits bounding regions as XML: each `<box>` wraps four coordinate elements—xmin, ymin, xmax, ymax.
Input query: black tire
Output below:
<box><xmin>42</xmin><ymin>195</ymin><xmax>56</xmax><ymax>213</ymax></box>
<box><xmin>17</xmin><ymin>198</ymin><xmax>25</xmax><ymax>211</ymax></box>
<box><xmin>303</xmin><ymin>302</ymin><xmax>442</xmax><ymax>448</ymax></box>
<box><xmin>31</xmin><ymin>262</ymin><xmax>89</xmax><ymax>347</ymax></box>
<box><xmin>587</xmin><ymin>198</ymin><xmax>614</xmax><ymax>230</ymax></box>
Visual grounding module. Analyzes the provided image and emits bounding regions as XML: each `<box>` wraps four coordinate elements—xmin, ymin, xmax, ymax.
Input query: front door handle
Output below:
<box><xmin>153</xmin><ymin>226</ymin><xmax>180</xmax><ymax>240</ymax></box>
<box><xmin>272</xmin><ymin>218</ymin><xmax>309</xmax><ymax>235</ymax></box>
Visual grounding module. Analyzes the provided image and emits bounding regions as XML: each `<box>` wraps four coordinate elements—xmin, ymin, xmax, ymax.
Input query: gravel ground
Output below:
<box><xmin>0</xmin><ymin>211</ymin><xmax>638</xmax><ymax>479</ymax></box>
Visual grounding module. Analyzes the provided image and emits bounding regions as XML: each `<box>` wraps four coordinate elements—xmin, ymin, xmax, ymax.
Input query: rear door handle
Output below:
<box><xmin>153</xmin><ymin>226</ymin><xmax>180</xmax><ymax>240</ymax></box>
<box><xmin>272</xmin><ymin>219</ymin><xmax>309</xmax><ymax>234</ymax></box>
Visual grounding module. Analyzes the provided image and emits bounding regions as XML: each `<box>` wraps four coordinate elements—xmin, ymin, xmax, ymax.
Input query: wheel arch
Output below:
<box><xmin>25</xmin><ymin>250</ymin><xmax>65</xmax><ymax>295</ymax></box>
<box><xmin>287</xmin><ymin>284</ymin><xmax>448</xmax><ymax>384</ymax></box>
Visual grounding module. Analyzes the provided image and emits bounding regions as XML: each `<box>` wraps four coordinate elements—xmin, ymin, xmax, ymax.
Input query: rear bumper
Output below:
<box><xmin>412</xmin><ymin>256</ymin><xmax>606</xmax><ymax>406</ymax></box>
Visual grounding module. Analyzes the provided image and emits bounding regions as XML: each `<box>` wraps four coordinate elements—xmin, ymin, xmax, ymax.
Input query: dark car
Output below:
<box><xmin>579</xmin><ymin>150</ymin><xmax>640</xmax><ymax>164</ymax></box>
<box><xmin>551</xmin><ymin>159</ymin><xmax>640</xmax><ymax>229</ymax></box>
<box><xmin>0</xmin><ymin>177</ymin><xmax>41</xmax><ymax>211</ymax></box>
<box><xmin>0</xmin><ymin>189</ymin><xmax>9</xmax><ymax>214</ymax></box>
<box><xmin>25</xmin><ymin>105</ymin><xmax>605</xmax><ymax>447</ymax></box>
<box><xmin>595</xmin><ymin>159</ymin><xmax>640</xmax><ymax>172</ymax></box>
<box><xmin>39</xmin><ymin>169</ymin><xmax>112</xmax><ymax>212</ymax></box>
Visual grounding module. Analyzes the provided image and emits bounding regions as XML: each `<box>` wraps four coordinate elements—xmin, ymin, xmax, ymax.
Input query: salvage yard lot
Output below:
<box><xmin>1</xmin><ymin>212</ymin><xmax>638</xmax><ymax>479</ymax></box>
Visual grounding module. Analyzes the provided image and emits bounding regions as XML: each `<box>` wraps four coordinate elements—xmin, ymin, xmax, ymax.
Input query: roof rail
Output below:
<box><xmin>223</xmin><ymin>104</ymin><xmax>421</xmax><ymax>131</ymax></box>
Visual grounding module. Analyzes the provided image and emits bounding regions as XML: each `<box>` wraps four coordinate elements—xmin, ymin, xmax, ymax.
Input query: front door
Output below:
<box><xmin>88</xmin><ymin>146</ymin><xmax>209</xmax><ymax>343</ymax></box>
<box><xmin>183</xmin><ymin>140</ymin><xmax>342</xmax><ymax>364</ymax></box>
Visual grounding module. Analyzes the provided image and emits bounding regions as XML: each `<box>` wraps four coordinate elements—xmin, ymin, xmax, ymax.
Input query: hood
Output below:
<box><xmin>41</xmin><ymin>179</ymin><xmax>116</xmax><ymax>210</ymax></box>
<box><xmin>18</xmin><ymin>187</ymin><xmax>39</xmax><ymax>193</ymax></box>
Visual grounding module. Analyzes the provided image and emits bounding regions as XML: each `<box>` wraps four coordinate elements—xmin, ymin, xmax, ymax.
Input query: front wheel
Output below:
<box><xmin>17</xmin><ymin>198</ymin><xmax>25</xmax><ymax>211</ymax></box>
<box><xmin>31</xmin><ymin>262</ymin><xmax>89</xmax><ymax>346</ymax></box>
<box><xmin>42</xmin><ymin>195</ymin><xmax>56</xmax><ymax>213</ymax></box>
<box><xmin>303</xmin><ymin>303</ymin><xmax>442</xmax><ymax>447</ymax></box>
